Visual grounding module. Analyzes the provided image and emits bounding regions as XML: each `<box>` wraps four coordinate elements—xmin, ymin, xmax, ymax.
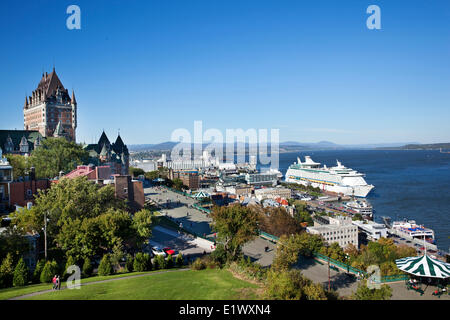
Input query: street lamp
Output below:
<box><xmin>41</xmin><ymin>211</ymin><xmax>50</xmax><ymax>260</ymax></box>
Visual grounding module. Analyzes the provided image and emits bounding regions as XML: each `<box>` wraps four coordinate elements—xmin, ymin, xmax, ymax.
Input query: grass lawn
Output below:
<box><xmin>25</xmin><ymin>268</ymin><xmax>261</xmax><ymax>300</ymax></box>
<box><xmin>0</xmin><ymin>271</ymin><xmax>162</xmax><ymax>300</ymax></box>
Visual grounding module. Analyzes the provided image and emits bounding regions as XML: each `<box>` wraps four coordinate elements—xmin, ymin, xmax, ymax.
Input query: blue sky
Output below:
<box><xmin>0</xmin><ymin>0</ymin><xmax>449</xmax><ymax>145</ymax></box>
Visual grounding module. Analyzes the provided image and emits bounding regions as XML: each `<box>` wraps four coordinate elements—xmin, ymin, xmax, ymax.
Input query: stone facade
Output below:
<box><xmin>83</xmin><ymin>131</ymin><xmax>129</xmax><ymax>176</ymax></box>
<box><xmin>23</xmin><ymin>68</ymin><xmax>77</xmax><ymax>142</ymax></box>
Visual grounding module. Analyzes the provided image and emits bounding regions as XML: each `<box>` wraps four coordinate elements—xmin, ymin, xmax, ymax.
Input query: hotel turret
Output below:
<box><xmin>23</xmin><ymin>68</ymin><xmax>77</xmax><ymax>142</ymax></box>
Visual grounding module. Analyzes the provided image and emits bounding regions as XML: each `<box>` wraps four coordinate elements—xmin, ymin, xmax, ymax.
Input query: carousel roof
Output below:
<box><xmin>395</xmin><ymin>254</ymin><xmax>450</xmax><ymax>279</ymax></box>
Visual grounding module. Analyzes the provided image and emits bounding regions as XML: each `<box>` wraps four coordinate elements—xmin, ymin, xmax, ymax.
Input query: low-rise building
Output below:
<box><xmin>307</xmin><ymin>215</ymin><xmax>358</xmax><ymax>248</ymax></box>
<box><xmin>254</xmin><ymin>187</ymin><xmax>292</xmax><ymax>201</ymax></box>
<box><xmin>225</xmin><ymin>184</ymin><xmax>253</xmax><ymax>197</ymax></box>
<box><xmin>63</xmin><ymin>165</ymin><xmax>111</xmax><ymax>184</ymax></box>
<box><xmin>352</xmin><ymin>220</ymin><xmax>388</xmax><ymax>240</ymax></box>
<box><xmin>169</xmin><ymin>169</ymin><xmax>200</xmax><ymax>190</ymax></box>
<box><xmin>0</xmin><ymin>148</ymin><xmax>13</xmax><ymax>212</ymax></box>
<box><xmin>110</xmin><ymin>175</ymin><xmax>145</xmax><ymax>211</ymax></box>
<box><xmin>245</xmin><ymin>173</ymin><xmax>278</xmax><ymax>186</ymax></box>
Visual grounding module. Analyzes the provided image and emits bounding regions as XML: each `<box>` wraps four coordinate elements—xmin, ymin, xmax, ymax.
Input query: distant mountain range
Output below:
<box><xmin>377</xmin><ymin>142</ymin><xmax>450</xmax><ymax>150</ymax></box>
<box><xmin>128</xmin><ymin>141</ymin><xmax>420</xmax><ymax>153</ymax></box>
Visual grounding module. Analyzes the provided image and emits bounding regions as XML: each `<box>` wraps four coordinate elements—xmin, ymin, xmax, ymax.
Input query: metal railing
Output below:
<box><xmin>257</xmin><ymin>230</ymin><xmax>409</xmax><ymax>282</ymax></box>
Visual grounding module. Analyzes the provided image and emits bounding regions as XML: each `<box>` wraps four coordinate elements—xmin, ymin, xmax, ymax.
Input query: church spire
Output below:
<box><xmin>24</xmin><ymin>96</ymin><xmax>29</xmax><ymax>108</ymax></box>
<box><xmin>71</xmin><ymin>90</ymin><xmax>77</xmax><ymax>104</ymax></box>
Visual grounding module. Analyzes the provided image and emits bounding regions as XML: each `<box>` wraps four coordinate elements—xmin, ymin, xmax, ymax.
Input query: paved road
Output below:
<box><xmin>145</xmin><ymin>186</ymin><xmax>213</xmax><ymax>237</ymax></box>
<box><xmin>149</xmin><ymin>226</ymin><xmax>213</xmax><ymax>260</ymax></box>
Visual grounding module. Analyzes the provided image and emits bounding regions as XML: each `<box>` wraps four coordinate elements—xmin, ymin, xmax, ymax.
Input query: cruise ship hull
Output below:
<box><xmin>285</xmin><ymin>176</ymin><xmax>374</xmax><ymax>197</ymax></box>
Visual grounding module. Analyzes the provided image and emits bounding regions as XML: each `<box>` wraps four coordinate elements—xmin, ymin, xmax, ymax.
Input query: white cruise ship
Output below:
<box><xmin>391</xmin><ymin>220</ymin><xmax>435</xmax><ymax>244</ymax></box>
<box><xmin>285</xmin><ymin>156</ymin><xmax>374</xmax><ymax>197</ymax></box>
<box><xmin>345</xmin><ymin>199</ymin><xmax>373</xmax><ymax>218</ymax></box>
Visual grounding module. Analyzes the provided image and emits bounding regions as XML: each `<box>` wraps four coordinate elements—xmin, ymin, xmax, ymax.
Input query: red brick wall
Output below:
<box><xmin>9</xmin><ymin>180</ymin><xmax>50</xmax><ymax>207</ymax></box>
<box><xmin>132</xmin><ymin>181</ymin><xmax>144</xmax><ymax>209</ymax></box>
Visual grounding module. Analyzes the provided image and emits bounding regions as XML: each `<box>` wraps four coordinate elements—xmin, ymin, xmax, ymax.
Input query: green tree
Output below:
<box><xmin>40</xmin><ymin>260</ymin><xmax>58</xmax><ymax>283</ymax></box>
<box><xmin>5</xmin><ymin>154</ymin><xmax>31</xmax><ymax>180</ymax></box>
<box><xmin>272</xmin><ymin>232</ymin><xmax>324</xmax><ymax>272</ymax></box>
<box><xmin>125</xmin><ymin>254</ymin><xmax>134</xmax><ymax>272</ymax></box>
<box><xmin>82</xmin><ymin>257</ymin><xmax>93</xmax><ymax>278</ymax></box>
<box><xmin>272</xmin><ymin>234</ymin><xmax>302</xmax><ymax>272</ymax></box>
<box><xmin>175</xmin><ymin>253</ymin><xmax>184</xmax><ymax>267</ymax></box>
<box><xmin>144</xmin><ymin>171</ymin><xmax>159</xmax><ymax>180</ymax></box>
<box><xmin>264</xmin><ymin>269</ymin><xmax>311</xmax><ymax>300</ymax></box>
<box><xmin>98</xmin><ymin>254</ymin><xmax>113</xmax><ymax>276</ymax></box>
<box><xmin>153</xmin><ymin>254</ymin><xmax>166</xmax><ymax>270</ymax></box>
<box><xmin>259</xmin><ymin>207</ymin><xmax>303</xmax><ymax>237</ymax></box>
<box><xmin>63</xmin><ymin>256</ymin><xmax>77</xmax><ymax>280</ymax></box>
<box><xmin>129</xmin><ymin>167</ymin><xmax>145</xmax><ymax>178</ymax></box>
<box><xmin>11</xmin><ymin>176</ymin><xmax>127</xmax><ymax>260</ymax></box>
<box><xmin>0</xmin><ymin>227</ymin><xmax>29</xmax><ymax>263</ymax></box>
<box><xmin>166</xmin><ymin>254</ymin><xmax>174</xmax><ymax>268</ymax></box>
<box><xmin>172</xmin><ymin>178</ymin><xmax>185</xmax><ymax>191</ymax></box>
<box><xmin>352</xmin><ymin>281</ymin><xmax>392</xmax><ymax>300</ymax></box>
<box><xmin>0</xmin><ymin>253</ymin><xmax>15</xmax><ymax>288</ymax></box>
<box><xmin>303</xmin><ymin>283</ymin><xmax>328</xmax><ymax>300</ymax></box>
<box><xmin>210</xmin><ymin>204</ymin><xmax>260</xmax><ymax>261</ymax></box>
<box><xmin>30</xmin><ymin>137</ymin><xmax>89</xmax><ymax>179</ymax></box>
<box><xmin>33</xmin><ymin>259</ymin><xmax>45</xmax><ymax>283</ymax></box>
<box><xmin>133</xmin><ymin>252</ymin><xmax>151</xmax><ymax>272</ymax></box>
<box><xmin>132</xmin><ymin>209</ymin><xmax>154</xmax><ymax>247</ymax></box>
<box><xmin>110</xmin><ymin>244</ymin><xmax>125</xmax><ymax>272</ymax></box>
<box><xmin>13</xmin><ymin>258</ymin><xmax>29</xmax><ymax>287</ymax></box>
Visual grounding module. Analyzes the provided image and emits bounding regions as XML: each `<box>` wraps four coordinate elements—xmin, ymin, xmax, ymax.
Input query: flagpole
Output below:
<box><xmin>424</xmin><ymin>235</ymin><xmax>427</xmax><ymax>256</ymax></box>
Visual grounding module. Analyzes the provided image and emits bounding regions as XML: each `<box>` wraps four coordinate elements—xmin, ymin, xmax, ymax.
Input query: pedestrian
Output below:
<box><xmin>57</xmin><ymin>275</ymin><xmax>61</xmax><ymax>290</ymax></box>
<box><xmin>52</xmin><ymin>275</ymin><xmax>57</xmax><ymax>290</ymax></box>
<box><xmin>55</xmin><ymin>275</ymin><xmax>60</xmax><ymax>290</ymax></box>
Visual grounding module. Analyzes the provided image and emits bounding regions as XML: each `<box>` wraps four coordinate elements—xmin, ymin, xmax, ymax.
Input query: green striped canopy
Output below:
<box><xmin>193</xmin><ymin>191</ymin><xmax>210</xmax><ymax>198</ymax></box>
<box><xmin>395</xmin><ymin>254</ymin><xmax>450</xmax><ymax>279</ymax></box>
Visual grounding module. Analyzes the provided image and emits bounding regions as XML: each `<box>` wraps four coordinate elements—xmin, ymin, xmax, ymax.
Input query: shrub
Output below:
<box><xmin>191</xmin><ymin>258</ymin><xmax>206</xmax><ymax>270</ymax></box>
<box><xmin>153</xmin><ymin>254</ymin><xmax>166</xmax><ymax>270</ymax></box>
<box><xmin>210</xmin><ymin>244</ymin><xmax>227</xmax><ymax>266</ymax></box>
<box><xmin>133</xmin><ymin>253</ymin><xmax>151</xmax><ymax>272</ymax></box>
<box><xmin>63</xmin><ymin>256</ymin><xmax>77</xmax><ymax>280</ymax></box>
<box><xmin>175</xmin><ymin>253</ymin><xmax>184</xmax><ymax>267</ymax></box>
<box><xmin>166</xmin><ymin>254</ymin><xmax>174</xmax><ymax>269</ymax></box>
<box><xmin>125</xmin><ymin>254</ymin><xmax>134</xmax><ymax>272</ymax></box>
<box><xmin>33</xmin><ymin>259</ymin><xmax>45</xmax><ymax>283</ymax></box>
<box><xmin>40</xmin><ymin>260</ymin><xmax>59</xmax><ymax>283</ymax></box>
<box><xmin>352</xmin><ymin>281</ymin><xmax>392</xmax><ymax>300</ymax></box>
<box><xmin>82</xmin><ymin>257</ymin><xmax>93</xmax><ymax>278</ymax></box>
<box><xmin>13</xmin><ymin>258</ymin><xmax>29</xmax><ymax>287</ymax></box>
<box><xmin>98</xmin><ymin>254</ymin><xmax>113</xmax><ymax>276</ymax></box>
<box><xmin>0</xmin><ymin>253</ymin><xmax>15</xmax><ymax>288</ymax></box>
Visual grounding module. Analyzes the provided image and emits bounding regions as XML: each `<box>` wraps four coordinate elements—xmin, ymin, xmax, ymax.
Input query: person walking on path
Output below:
<box><xmin>52</xmin><ymin>275</ymin><xmax>57</xmax><ymax>290</ymax></box>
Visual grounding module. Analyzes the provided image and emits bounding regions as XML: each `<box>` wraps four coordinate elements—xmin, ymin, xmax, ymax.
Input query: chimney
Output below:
<box><xmin>30</xmin><ymin>167</ymin><xmax>36</xmax><ymax>181</ymax></box>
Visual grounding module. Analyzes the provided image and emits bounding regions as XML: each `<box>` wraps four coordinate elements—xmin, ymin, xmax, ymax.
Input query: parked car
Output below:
<box><xmin>151</xmin><ymin>246</ymin><xmax>167</xmax><ymax>257</ymax></box>
<box><xmin>163</xmin><ymin>247</ymin><xmax>175</xmax><ymax>256</ymax></box>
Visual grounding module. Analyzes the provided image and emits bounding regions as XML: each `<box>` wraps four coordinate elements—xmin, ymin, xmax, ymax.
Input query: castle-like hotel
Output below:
<box><xmin>0</xmin><ymin>69</ymin><xmax>129</xmax><ymax>177</ymax></box>
<box><xmin>23</xmin><ymin>67</ymin><xmax>77</xmax><ymax>142</ymax></box>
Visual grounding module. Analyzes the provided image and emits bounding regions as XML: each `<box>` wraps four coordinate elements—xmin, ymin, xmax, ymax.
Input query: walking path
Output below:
<box><xmin>9</xmin><ymin>268</ymin><xmax>189</xmax><ymax>300</ymax></box>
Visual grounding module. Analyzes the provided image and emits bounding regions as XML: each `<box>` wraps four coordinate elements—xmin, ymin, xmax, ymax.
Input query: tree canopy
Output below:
<box><xmin>210</xmin><ymin>204</ymin><xmax>260</xmax><ymax>261</ymax></box>
<box><xmin>11</xmin><ymin>176</ymin><xmax>154</xmax><ymax>260</ymax></box>
<box><xmin>30</xmin><ymin>137</ymin><xmax>89</xmax><ymax>179</ymax></box>
<box><xmin>257</xmin><ymin>207</ymin><xmax>303</xmax><ymax>237</ymax></box>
